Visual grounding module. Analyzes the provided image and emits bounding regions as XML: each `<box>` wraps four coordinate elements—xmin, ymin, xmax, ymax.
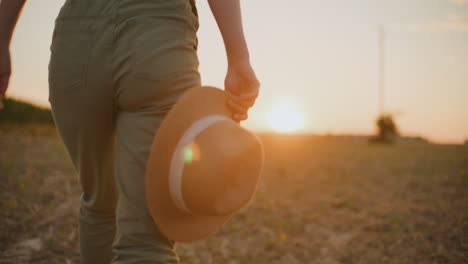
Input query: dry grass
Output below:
<box><xmin>1</xmin><ymin>125</ymin><xmax>467</xmax><ymax>263</ymax></box>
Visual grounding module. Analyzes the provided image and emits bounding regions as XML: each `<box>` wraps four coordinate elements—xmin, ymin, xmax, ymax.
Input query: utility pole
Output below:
<box><xmin>379</xmin><ymin>25</ymin><xmax>385</xmax><ymax>115</ymax></box>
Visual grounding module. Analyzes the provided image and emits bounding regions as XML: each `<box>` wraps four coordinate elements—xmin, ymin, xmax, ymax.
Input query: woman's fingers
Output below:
<box><xmin>227</xmin><ymin>81</ymin><xmax>259</xmax><ymax>108</ymax></box>
<box><xmin>232</xmin><ymin>112</ymin><xmax>248</xmax><ymax>122</ymax></box>
<box><xmin>226</xmin><ymin>83</ymin><xmax>259</xmax><ymax>123</ymax></box>
<box><xmin>226</xmin><ymin>97</ymin><xmax>253</xmax><ymax>123</ymax></box>
<box><xmin>227</xmin><ymin>98</ymin><xmax>247</xmax><ymax>114</ymax></box>
<box><xmin>229</xmin><ymin>90</ymin><xmax>258</xmax><ymax>106</ymax></box>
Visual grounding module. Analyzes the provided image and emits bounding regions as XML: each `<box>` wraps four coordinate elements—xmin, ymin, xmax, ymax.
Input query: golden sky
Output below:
<box><xmin>6</xmin><ymin>0</ymin><xmax>468</xmax><ymax>143</ymax></box>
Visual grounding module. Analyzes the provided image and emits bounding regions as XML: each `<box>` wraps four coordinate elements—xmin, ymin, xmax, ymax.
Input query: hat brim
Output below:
<box><xmin>145</xmin><ymin>86</ymin><xmax>234</xmax><ymax>242</ymax></box>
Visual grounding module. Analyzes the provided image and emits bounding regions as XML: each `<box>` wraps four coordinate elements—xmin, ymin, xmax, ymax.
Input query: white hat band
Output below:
<box><xmin>169</xmin><ymin>115</ymin><xmax>231</xmax><ymax>214</ymax></box>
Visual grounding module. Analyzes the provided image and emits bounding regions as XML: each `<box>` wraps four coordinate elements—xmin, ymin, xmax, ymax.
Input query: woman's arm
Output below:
<box><xmin>208</xmin><ymin>0</ymin><xmax>260</xmax><ymax>122</ymax></box>
<box><xmin>0</xmin><ymin>0</ymin><xmax>27</xmax><ymax>109</ymax></box>
<box><xmin>208</xmin><ymin>0</ymin><xmax>249</xmax><ymax>65</ymax></box>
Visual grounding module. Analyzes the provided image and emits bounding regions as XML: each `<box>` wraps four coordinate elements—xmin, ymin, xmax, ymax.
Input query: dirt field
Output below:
<box><xmin>1</xmin><ymin>125</ymin><xmax>467</xmax><ymax>264</ymax></box>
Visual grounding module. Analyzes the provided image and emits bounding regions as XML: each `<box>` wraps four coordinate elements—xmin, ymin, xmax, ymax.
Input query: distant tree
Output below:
<box><xmin>371</xmin><ymin>114</ymin><xmax>399</xmax><ymax>143</ymax></box>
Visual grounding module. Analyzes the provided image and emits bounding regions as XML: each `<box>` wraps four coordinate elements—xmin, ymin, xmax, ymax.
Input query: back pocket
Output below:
<box><xmin>48</xmin><ymin>23</ymin><xmax>95</xmax><ymax>102</ymax></box>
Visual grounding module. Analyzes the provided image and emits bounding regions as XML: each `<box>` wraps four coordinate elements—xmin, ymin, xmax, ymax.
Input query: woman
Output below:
<box><xmin>0</xmin><ymin>0</ymin><xmax>260</xmax><ymax>263</ymax></box>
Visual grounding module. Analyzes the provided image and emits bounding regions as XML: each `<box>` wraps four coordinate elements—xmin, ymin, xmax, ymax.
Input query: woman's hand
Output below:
<box><xmin>207</xmin><ymin>0</ymin><xmax>259</xmax><ymax>122</ymax></box>
<box><xmin>0</xmin><ymin>44</ymin><xmax>11</xmax><ymax>109</ymax></box>
<box><xmin>225</xmin><ymin>59</ymin><xmax>260</xmax><ymax>122</ymax></box>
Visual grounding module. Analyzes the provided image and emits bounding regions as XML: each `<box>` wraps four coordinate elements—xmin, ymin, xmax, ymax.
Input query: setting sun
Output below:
<box><xmin>268</xmin><ymin>98</ymin><xmax>305</xmax><ymax>133</ymax></box>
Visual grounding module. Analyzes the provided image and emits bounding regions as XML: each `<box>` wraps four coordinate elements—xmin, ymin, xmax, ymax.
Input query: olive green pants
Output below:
<box><xmin>48</xmin><ymin>0</ymin><xmax>200</xmax><ymax>263</ymax></box>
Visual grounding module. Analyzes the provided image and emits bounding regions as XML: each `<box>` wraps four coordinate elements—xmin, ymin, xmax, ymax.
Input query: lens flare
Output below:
<box><xmin>183</xmin><ymin>146</ymin><xmax>193</xmax><ymax>164</ymax></box>
<box><xmin>182</xmin><ymin>143</ymin><xmax>200</xmax><ymax>164</ymax></box>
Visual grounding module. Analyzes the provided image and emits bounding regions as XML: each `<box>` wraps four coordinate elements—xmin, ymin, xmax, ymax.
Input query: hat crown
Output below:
<box><xmin>181</xmin><ymin>121</ymin><xmax>263</xmax><ymax>216</ymax></box>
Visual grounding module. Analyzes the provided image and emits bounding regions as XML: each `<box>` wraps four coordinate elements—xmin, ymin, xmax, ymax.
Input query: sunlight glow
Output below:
<box><xmin>268</xmin><ymin>97</ymin><xmax>305</xmax><ymax>133</ymax></box>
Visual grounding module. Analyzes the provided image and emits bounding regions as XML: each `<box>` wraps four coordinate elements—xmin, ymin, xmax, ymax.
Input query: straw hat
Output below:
<box><xmin>145</xmin><ymin>86</ymin><xmax>264</xmax><ymax>242</ymax></box>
